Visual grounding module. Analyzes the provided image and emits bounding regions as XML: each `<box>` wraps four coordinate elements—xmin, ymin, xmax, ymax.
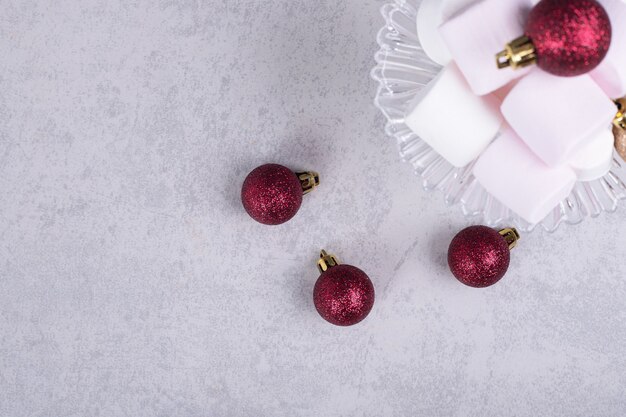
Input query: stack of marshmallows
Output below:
<box><xmin>406</xmin><ymin>0</ymin><xmax>626</xmax><ymax>224</ymax></box>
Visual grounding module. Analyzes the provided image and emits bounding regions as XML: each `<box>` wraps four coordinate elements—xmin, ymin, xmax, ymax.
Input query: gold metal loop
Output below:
<box><xmin>317</xmin><ymin>250</ymin><xmax>340</xmax><ymax>274</ymax></box>
<box><xmin>297</xmin><ymin>171</ymin><xmax>320</xmax><ymax>195</ymax></box>
<box><xmin>499</xmin><ymin>228</ymin><xmax>521</xmax><ymax>250</ymax></box>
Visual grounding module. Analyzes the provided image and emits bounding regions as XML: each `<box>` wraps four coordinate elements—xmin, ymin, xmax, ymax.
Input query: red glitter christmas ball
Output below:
<box><xmin>526</xmin><ymin>0</ymin><xmax>611</xmax><ymax>76</ymax></box>
<box><xmin>241</xmin><ymin>164</ymin><xmax>303</xmax><ymax>225</ymax></box>
<box><xmin>447</xmin><ymin>226</ymin><xmax>511</xmax><ymax>288</ymax></box>
<box><xmin>314</xmin><ymin>264</ymin><xmax>375</xmax><ymax>326</ymax></box>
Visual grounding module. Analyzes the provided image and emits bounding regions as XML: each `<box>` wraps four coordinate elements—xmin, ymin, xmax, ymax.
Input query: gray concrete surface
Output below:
<box><xmin>1</xmin><ymin>1</ymin><xmax>626</xmax><ymax>416</ymax></box>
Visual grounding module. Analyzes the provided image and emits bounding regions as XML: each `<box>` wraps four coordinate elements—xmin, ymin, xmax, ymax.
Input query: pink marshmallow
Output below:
<box><xmin>404</xmin><ymin>64</ymin><xmax>503</xmax><ymax>167</ymax></box>
<box><xmin>438</xmin><ymin>0</ymin><xmax>534</xmax><ymax>96</ymax></box>
<box><xmin>417</xmin><ymin>0</ymin><xmax>479</xmax><ymax>65</ymax></box>
<box><xmin>568</xmin><ymin>128</ymin><xmax>615</xmax><ymax>181</ymax></box>
<box><xmin>473</xmin><ymin>128</ymin><xmax>577</xmax><ymax>224</ymax></box>
<box><xmin>501</xmin><ymin>71</ymin><xmax>616</xmax><ymax>166</ymax></box>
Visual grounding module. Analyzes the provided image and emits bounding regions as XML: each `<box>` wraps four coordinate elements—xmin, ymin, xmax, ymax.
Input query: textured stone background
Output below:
<box><xmin>1</xmin><ymin>0</ymin><xmax>626</xmax><ymax>416</ymax></box>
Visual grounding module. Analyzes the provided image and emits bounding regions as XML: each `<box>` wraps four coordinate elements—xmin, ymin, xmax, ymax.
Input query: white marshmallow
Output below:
<box><xmin>592</xmin><ymin>0</ymin><xmax>626</xmax><ymax>97</ymax></box>
<box><xmin>438</xmin><ymin>0</ymin><xmax>534</xmax><ymax>96</ymax></box>
<box><xmin>404</xmin><ymin>63</ymin><xmax>502</xmax><ymax>167</ymax></box>
<box><xmin>501</xmin><ymin>71</ymin><xmax>616</xmax><ymax>167</ymax></box>
<box><xmin>473</xmin><ymin>128</ymin><xmax>577</xmax><ymax>224</ymax></box>
<box><xmin>416</xmin><ymin>0</ymin><xmax>478</xmax><ymax>66</ymax></box>
<box><xmin>568</xmin><ymin>128</ymin><xmax>615</xmax><ymax>181</ymax></box>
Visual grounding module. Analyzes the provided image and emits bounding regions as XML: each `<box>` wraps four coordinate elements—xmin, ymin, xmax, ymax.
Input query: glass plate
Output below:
<box><xmin>371</xmin><ymin>0</ymin><xmax>626</xmax><ymax>232</ymax></box>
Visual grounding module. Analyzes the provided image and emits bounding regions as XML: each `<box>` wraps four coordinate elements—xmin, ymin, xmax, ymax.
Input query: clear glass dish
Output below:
<box><xmin>371</xmin><ymin>0</ymin><xmax>626</xmax><ymax>232</ymax></box>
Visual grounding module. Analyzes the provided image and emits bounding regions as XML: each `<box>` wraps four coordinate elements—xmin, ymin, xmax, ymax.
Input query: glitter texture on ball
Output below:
<box><xmin>447</xmin><ymin>226</ymin><xmax>511</xmax><ymax>288</ymax></box>
<box><xmin>314</xmin><ymin>264</ymin><xmax>375</xmax><ymax>326</ymax></box>
<box><xmin>241</xmin><ymin>164</ymin><xmax>303</xmax><ymax>225</ymax></box>
<box><xmin>526</xmin><ymin>0</ymin><xmax>612</xmax><ymax>76</ymax></box>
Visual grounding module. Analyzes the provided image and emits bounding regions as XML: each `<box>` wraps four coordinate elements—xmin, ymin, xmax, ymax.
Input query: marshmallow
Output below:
<box><xmin>501</xmin><ymin>71</ymin><xmax>616</xmax><ymax>166</ymax></box>
<box><xmin>473</xmin><ymin>128</ymin><xmax>577</xmax><ymax>224</ymax></box>
<box><xmin>592</xmin><ymin>0</ymin><xmax>626</xmax><ymax>97</ymax></box>
<box><xmin>438</xmin><ymin>0</ymin><xmax>534</xmax><ymax>95</ymax></box>
<box><xmin>416</xmin><ymin>0</ymin><xmax>478</xmax><ymax>65</ymax></box>
<box><xmin>491</xmin><ymin>81</ymin><xmax>518</xmax><ymax>104</ymax></box>
<box><xmin>404</xmin><ymin>63</ymin><xmax>502</xmax><ymax>167</ymax></box>
<box><xmin>568</xmin><ymin>128</ymin><xmax>615</xmax><ymax>181</ymax></box>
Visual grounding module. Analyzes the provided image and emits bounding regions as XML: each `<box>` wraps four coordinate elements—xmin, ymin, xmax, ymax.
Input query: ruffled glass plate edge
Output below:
<box><xmin>371</xmin><ymin>0</ymin><xmax>626</xmax><ymax>232</ymax></box>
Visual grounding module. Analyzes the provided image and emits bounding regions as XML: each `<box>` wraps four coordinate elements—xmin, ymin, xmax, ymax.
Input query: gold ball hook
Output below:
<box><xmin>499</xmin><ymin>228</ymin><xmax>521</xmax><ymax>250</ymax></box>
<box><xmin>296</xmin><ymin>171</ymin><xmax>320</xmax><ymax>195</ymax></box>
<box><xmin>317</xmin><ymin>250</ymin><xmax>340</xmax><ymax>274</ymax></box>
